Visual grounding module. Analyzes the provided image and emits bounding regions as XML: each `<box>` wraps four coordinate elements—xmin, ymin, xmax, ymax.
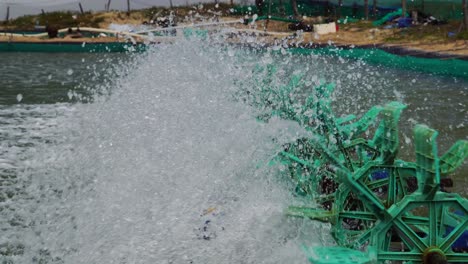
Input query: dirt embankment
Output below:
<box><xmin>2</xmin><ymin>8</ymin><xmax>467</xmax><ymax>57</ymax></box>
<box><xmin>234</xmin><ymin>19</ymin><xmax>468</xmax><ymax>56</ymax></box>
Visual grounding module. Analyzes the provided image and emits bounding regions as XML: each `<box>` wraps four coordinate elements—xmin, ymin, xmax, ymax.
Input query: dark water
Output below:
<box><xmin>0</xmin><ymin>47</ymin><xmax>466</xmax><ymax>263</ymax></box>
<box><xmin>0</xmin><ymin>53</ymin><xmax>128</xmax><ymax>105</ymax></box>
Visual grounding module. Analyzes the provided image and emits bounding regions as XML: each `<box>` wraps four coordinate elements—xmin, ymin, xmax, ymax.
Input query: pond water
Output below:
<box><xmin>0</xmin><ymin>38</ymin><xmax>466</xmax><ymax>263</ymax></box>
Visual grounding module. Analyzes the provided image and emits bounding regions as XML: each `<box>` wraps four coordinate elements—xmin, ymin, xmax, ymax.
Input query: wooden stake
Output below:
<box><xmin>169</xmin><ymin>0</ymin><xmax>174</xmax><ymax>9</ymax></box>
<box><xmin>79</xmin><ymin>3</ymin><xmax>84</xmax><ymax>15</ymax></box>
<box><xmin>463</xmin><ymin>0</ymin><xmax>468</xmax><ymax>31</ymax></box>
<box><xmin>401</xmin><ymin>0</ymin><xmax>406</xmax><ymax>18</ymax></box>
<box><xmin>364</xmin><ymin>0</ymin><xmax>369</xmax><ymax>20</ymax></box>
<box><xmin>338</xmin><ymin>0</ymin><xmax>342</xmax><ymax>18</ymax></box>
<box><xmin>106</xmin><ymin>0</ymin><xmax>112</xmax><ymax>11</ymax></box>
<box><xmin>373</xmin><ymin>0</ymin><xmax>377</xmax><ymax>16</ymax></box>
<box><xmin>127</xmin><ymin>0</ymin><xmax>131</xmax><ymax>15</ymax></box>
<box><xmin>41</xmin><ymin>9</ymin><xmax>45</xmax><ymax>15</ymax></box>
<box><xmin>5</xmin><ymin>6</ymin><xmax>10</xmax><ymax>21</ymax></box>
<box><xmin>279</xmin><ymin>0</ymin><xmax>285</xmax><ymax>16</ymax></box>
<box><xmin>290</xmin><ymin>0</ymin><xmax>299</xmax><ymax>19</ymax></box>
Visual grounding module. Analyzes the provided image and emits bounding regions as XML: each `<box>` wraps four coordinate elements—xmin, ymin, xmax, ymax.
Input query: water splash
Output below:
<box><xmin>1</xmin><ymin>35</ymin><xmax>466</xmax><ymax>264</ymax></box>
<box><xmin>2</xmin><ymin>39</ymin><xmax>332</xmax><ymax>264</ymax></box>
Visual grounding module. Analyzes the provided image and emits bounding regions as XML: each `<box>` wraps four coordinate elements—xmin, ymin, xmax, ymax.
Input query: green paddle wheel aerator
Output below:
<box><xmin>248</xmin><ymin>67</ymin><xmax>468</xmax><ymax>264</ymax></box>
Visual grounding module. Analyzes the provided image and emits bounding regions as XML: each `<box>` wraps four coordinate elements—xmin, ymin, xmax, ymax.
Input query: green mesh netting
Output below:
<box><xmin>396</xmin><ymin>0</ymin><xmax>464</xmax><ymax>20</ymax></box>
<box><xmin>289</xmin><ymin>47</ymin><xmax>468</xmax><ymax>79</ymax></box>
<box><xmin>232</xmin><ymin>0</ymin><xmax>465</xmax><ymax>21</ymax></box>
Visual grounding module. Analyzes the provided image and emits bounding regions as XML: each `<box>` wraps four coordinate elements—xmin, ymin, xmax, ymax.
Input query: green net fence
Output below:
<box><xmin>289</xmin><ymin>47</ymin><xmax>468</xmax><ymax>79</ymax></box>
<box><xmin>233</xmin><ymin>0</ymin><xmax>465</xmax><ymax>21</ymax></box>
<box><xmin>407</xmin><ymin>0</ymin><xmax>464</xmax><ymax>20</ymax></box>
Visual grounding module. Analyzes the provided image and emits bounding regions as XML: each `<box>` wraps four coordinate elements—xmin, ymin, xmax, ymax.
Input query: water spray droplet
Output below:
<box><xmin>67</xmin><ymin>69</ymin><xmax>74</xmax><ymax>75</ymax></box>
<box><xmin>404</xmin><ymin>135</ymin><xmax>411</xmax><ymax>145</ymax></box>
<box><xmin>67</xmin><ymin>90</ymin><xmax>73</xmax><ymax>100</ymax></box>
<box><xmin>16</xmin><ymin>94</ymin><xmax>23</xmax><ymax>102</ymax></box>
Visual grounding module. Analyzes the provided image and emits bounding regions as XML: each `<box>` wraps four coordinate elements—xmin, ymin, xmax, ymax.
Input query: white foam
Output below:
<box><xmin>3</xmin><ymin>39</ymin><xmax>324</xmax><ymax>264</ymax></box>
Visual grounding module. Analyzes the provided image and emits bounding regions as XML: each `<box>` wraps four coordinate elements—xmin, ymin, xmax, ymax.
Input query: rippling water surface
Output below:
<box><xmin>0</xmin><ymin>38</ymin><xmax>466</xmax><ymax>263</ymax></box>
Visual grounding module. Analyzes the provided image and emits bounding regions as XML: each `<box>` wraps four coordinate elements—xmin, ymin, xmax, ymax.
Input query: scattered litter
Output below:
<box><xmin>195</xmin><ymin>208</ymin><xmax>225</xmax><ymax>241</ymax></box>
<box><xmin>313</xmin><ymin>22</ymin><xmax>336</xmax><ymax>35</ymax></box>
<box><xmin>202</xmin><ymin>207</ymin><xmax>216</xmax><ymax>216</ymax></box>
<box><xmin>373</xmin><ymin>8</ymin><xmax>407</xmax><ymax>26</ymax></box>
<box><xmin>397</xmin><ymin>17</ymin><xmax>413</xmax><ymax>28</ymax></box>
<box><xmin>288</xmin><ymin>21</ymin><xmax>312</xmax><ymax>32</ymax></box>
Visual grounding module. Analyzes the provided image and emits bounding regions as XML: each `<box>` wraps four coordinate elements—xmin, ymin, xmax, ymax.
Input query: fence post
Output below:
<box><xmin>463</xmin><ymin>0</ymin><xmax>468</xmax><ymax>31</ymax></box>
<box><xmin>364</xmin><ymin>0</ymin><xmax>369</xmax><ymax>19</ymax></box>
<box><xmin>401</xmin><ymin>0</ymin><xmax>406</xmax><ymax>17</ymax></box>
<box><xmin>338</xmin><ymin>0</ymin><xmax>342</xmax><ymax>18</ymax></box>
<box><xmin>373</xmin><ymin>0</ymin><xmax>377</xmax><ymax>16</ymax></box>
<box><xmin>79</xmin><ymin>3</ymin><xmax>84</xmax><ymax>15</ymax></box>
<box><xmin>5</xmin><ymin>5</ymin><xmax>10</xmax><ymax>21</ymax></box>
